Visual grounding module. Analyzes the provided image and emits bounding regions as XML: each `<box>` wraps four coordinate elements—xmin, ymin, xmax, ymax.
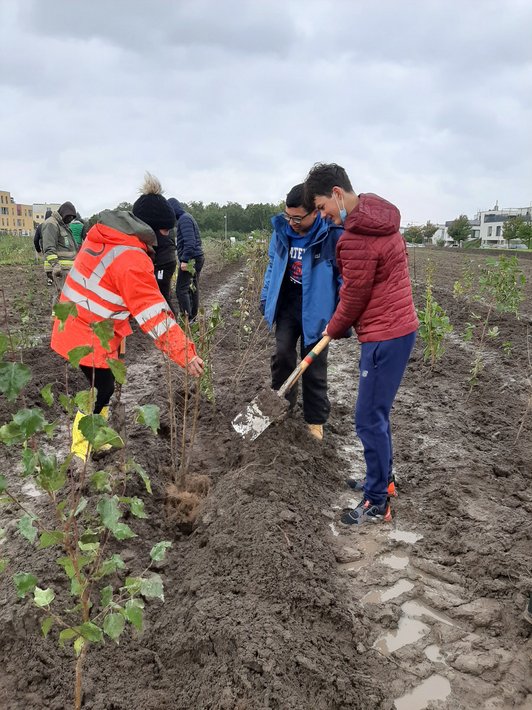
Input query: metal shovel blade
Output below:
<box><xmin>232</xmin><ymin>389</ymin><xmax>289</xmax><ymax>441</ymax></box>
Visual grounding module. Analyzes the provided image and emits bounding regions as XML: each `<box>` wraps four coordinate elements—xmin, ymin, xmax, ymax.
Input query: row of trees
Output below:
<box><xmin>86</xmin><ymin>200</ymin><xmax>283</xmax><ymax>236</ymax></box>
<box><xmin>403</xmin><ymin>222</ymin><xmax>439</xmax><ymax>244</ymax></box>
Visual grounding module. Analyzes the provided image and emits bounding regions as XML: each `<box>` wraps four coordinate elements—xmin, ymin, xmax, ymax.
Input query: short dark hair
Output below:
<box><xmin>285</xmin><ymin>183</ymin><xmax>305</xmax><ymax>209</ymax></box>
<box><xmin>304</xmin><ymin>163</ymin><xmax>354</xmax><ymax>208</ymax></box>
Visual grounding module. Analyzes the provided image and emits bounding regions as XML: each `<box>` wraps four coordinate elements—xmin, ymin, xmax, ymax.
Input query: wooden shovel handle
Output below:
<box><xmin>278</xmin><ymin>335</ymin><xmax>331</xmax><ymax>397</ymax></box>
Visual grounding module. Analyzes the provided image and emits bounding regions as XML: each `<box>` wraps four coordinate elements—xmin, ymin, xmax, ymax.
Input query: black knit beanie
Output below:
<box><xmin>132</xmin><ymin>173</ymin><xmax>176</xmax><ymax>231</ymax></box>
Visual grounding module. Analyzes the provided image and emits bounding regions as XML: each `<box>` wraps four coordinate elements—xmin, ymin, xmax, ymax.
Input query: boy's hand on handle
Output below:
<box><xmin>186</xmin><ymin>355</ymin><xmax>205</xmax><ymax>377</ymax></box>
<box><xmin>322</xmin><ymin>325</ymin><xmax>329</xmax><ymax>336</ymax></box>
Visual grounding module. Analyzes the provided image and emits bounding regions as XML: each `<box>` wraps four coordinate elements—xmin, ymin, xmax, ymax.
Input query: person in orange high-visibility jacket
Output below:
<box><xmin>51</xmin><ymin>208</ymin><xmax>204</xmax><ymax>461</ymax></box>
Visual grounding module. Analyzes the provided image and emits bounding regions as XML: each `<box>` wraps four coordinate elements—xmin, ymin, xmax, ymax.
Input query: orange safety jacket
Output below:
<box><xmin>51</xmin><ymin>211</ymin><xmax>197</xmax><ymax>369</ymax></box>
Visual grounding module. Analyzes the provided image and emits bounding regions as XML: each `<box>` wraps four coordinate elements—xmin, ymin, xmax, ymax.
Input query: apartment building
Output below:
<box><xmin>0</xmin><ymin>190</ymin><xmax>34</xmax><ymax>236</ymax></box>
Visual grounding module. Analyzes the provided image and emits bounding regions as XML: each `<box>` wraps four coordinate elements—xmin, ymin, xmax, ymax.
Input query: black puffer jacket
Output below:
<box><xmin>153</xmin><ymin>229</ymin><xmax>177</xmax><ymax>268</ymax></box>
<box><xmin>167</xmin><ymin>198</ymin><xmax>204</xmax><ymax>263</ymax></box>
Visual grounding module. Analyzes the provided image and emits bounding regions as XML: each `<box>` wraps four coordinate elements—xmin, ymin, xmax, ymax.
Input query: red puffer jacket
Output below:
<box><xmin>327</xmin><ymin>193</ymin><xmax>419</xmax><ymax>342</ymax></box>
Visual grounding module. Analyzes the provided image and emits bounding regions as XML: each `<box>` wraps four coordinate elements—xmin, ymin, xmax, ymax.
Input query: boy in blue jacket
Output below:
<box><xmin>260</xmin><ymin>184</ymin><xmax>342</xmax><ymax>440</ymax></box>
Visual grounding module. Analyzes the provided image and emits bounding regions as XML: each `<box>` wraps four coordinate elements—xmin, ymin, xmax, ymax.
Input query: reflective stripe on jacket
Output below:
<box><xmin>51</xmin><ymin>211</ymin><xmax>197</xmax><ymax>369</ymax></box>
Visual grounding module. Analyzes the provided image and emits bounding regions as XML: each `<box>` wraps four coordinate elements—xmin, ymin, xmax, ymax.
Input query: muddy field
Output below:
<box><xmin>0</xmin><ymin>247</ymin><xmax>530</xmax><ymax>710</ymax></box>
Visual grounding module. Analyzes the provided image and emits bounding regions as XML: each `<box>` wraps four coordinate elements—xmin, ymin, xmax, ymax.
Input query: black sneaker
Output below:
<box><xmin>346</xmin><ymin>475</ymin><xmax>397</xmax><ymax>497</ymax></box>
<box><xmin>340</xmin><ymin>498</ymin><xmax>392</xmax><ymax>526</ymax></box>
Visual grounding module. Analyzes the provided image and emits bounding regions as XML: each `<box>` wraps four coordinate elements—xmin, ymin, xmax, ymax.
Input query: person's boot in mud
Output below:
<box><xmin>340</xmin><ymin>497</ymin><xmax>392</xmax><ymax>526</ymax></box>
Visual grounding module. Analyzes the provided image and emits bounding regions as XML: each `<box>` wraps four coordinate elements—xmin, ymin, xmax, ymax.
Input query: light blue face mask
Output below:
<box><xmin>334</xmin><ymin>194</ymin><xmax>347</xmax><ymax>224</ymax></box>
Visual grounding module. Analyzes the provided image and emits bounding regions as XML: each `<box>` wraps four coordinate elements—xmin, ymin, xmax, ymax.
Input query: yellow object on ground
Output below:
<box><xmin>71</xmin><ymin>410</ymin><xmax>91</xmax><ymax>461</ymax></box>
<box><xmin>307</xmin><ymin>424</ymin><xmax>324</xmax><ymax>441</ymax></box>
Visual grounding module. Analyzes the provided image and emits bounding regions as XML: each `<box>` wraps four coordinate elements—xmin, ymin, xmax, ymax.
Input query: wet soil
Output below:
<box><xmin>0</xmin><ymin>248</ymin><xmax>530</xmax><ymax>709</ymax></box>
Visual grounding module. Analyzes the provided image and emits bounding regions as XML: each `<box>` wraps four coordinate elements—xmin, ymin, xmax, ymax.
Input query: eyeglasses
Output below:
<box><xmin>283</xmin><ymin>211</ymin><xmax>311</xmax><ymax>225</ymax></box>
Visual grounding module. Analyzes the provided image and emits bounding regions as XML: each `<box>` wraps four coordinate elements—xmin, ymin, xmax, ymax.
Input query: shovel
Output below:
<box><xmin>232</xmin><ymin>335</ymin><xmax>331</xmax><ymax>441</ymax></box>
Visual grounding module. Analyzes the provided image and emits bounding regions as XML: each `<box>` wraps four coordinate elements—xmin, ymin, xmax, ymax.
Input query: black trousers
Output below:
<box><xmin>271</xmin><ymin>290</ymin><xmax>330</xmax><ymax>425</ymax></box>
<box><xmin>155</xmin><ymin>261</ymin><xmax>177</xmax><ymax>316</ymax></box>
<box><xmin>80</xmin><ymin>365</ymin><xmax>115</xmax><ymax>414</ymax></box>
<box><xmin>176</xmin><ymin>255</ymin><xmax>205</xmax><ymax>320</ymax></box>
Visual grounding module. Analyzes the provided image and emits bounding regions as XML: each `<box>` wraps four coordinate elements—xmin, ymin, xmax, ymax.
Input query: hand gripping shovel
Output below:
<box><xmin>232</xmin><ymin>335</ymin><xmax>331</xmax><ymax>441</ymax></box>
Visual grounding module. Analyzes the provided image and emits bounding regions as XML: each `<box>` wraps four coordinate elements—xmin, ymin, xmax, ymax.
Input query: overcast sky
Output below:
<box><xmin>1</xmin><ymin>0</ymin><xmax>531</xmax><ymax>225</ymax></box>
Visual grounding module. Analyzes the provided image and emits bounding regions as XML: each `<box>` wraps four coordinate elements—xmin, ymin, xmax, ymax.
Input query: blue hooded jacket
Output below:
<box><xmin>167</xmin><ymin>198</ymin><xmax>204</xmax><ymax>262</ymax></box>
<box><xmin>261</xmin><ymin>213</ymin><xmax>343</xmax><ymax>346</ymax></box>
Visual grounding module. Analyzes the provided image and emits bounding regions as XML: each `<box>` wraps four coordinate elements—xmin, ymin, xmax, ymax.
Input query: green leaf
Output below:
<box><xmin>124</xmin><ymin>600</ymin><xmax>144</xmax><ymax>631</ymax></box>
<box><xmin>150</xmin><ymin>541</ymin><xmax>172</xmax><ymax>562</ymax></box>
<box><xmin>14</xmin><ymin>572</ymin><xmax>38</xmax><ymax>598</ymax></box>
<box><xmin>74</xmin><ymin>635</ymin><xmax>85</xmax><ymax>657</ymax></box>
<box><xmin>43</xmin><ymin>421</ymin><xmax>58</xmax><ymax>438</ymax></box>
<box><xmin>98</xmin><ymin>554</ymin><xmax>125</xmax><ymax>578</ymax></box>
<box><xmin>57</xmin><ymin>556</ymin><xmax>75</xmax><ymax>579</ymax></box>
<box><xmin>21</xmin><ymin>448</ymin><xmax>38</xmax><ymax>477</ymax></box>
<box><xmin>59</xmin><ymin>393</ymin><xmax>75</xmax><ymax>416</ymax></box>
<box><xmin>103</xmin><ymin>613</ymin><xmax>125</xmax><ymax>641</ymax></box>
<box><xmin>0</xmin><ymin>420</ymin><xmax>25</xmax><ymax>446</ymax></box>
<box><xmin>90</xmin><ymin>470</ymin><xmax>112</xmax><ymax>493</ymax></box>
<box><xmin>67</xmin><ymin>346</ymin><xmax>93</xmax><ymax>369</ymax></box>
<box><xmin>41</xmin><ymin>617</ymin><xmax>54</xmax><ymax>638</ymax></box>
<box><xmin>78</xmin><ymin>541</ymin><xmax>100</xmax><ymax>553</ymax></box>
<box><xmin>123</xmin><ymin>577</ymin><xmax>142</xmax><ymax>596</ymax></box>
<box><xmin>0</xmin><ymin>475</ymin><xmax>6</xmax><ymax>493</ymax></box>
<box><xmin>0</xmin><ymin>362</ymin><xmax>31</xmax><ymax>402</ymax></box>
<box><xmin>128</xmin><ymin>461</ymin><xmax>152</xmax><ymax>494</ymax></box>
<box><xmin>70</xmin><ymin>576</ymin><xmax>86</xmax><ymax>597</ymax></box>
<box><xmin>78</xmin><ymin>621</ymin><xmax>103</xmax><ymax>643</ymax></box>
<box><xmin>38</xmin><ymin>531</ymin><xmax>64</xmax><ymax>549</ymax></box>
<box><xmin>140</xmin><ymin>574</ymin><xmax>164</xmax><ymax>601</ymax></box>
<box><xmin>40</xmin><ymin>383</ymin><xmax>54</xmax><ymax>407</ymax></box>
<box><xmin>135</xmin><ymin>404</ymin><xmax>160</xmax><ymax>434</ymax></box>
<box><xmin>18</xmin><ymin>514</ymin><xmax>38</xmax><ymax>543</ymax></box>
<box><xmin>79</xmin><ymin>415</ymin><xmax>123</xmax><ymax>450</ymax></box>
<box><xmin>129</xmin><ymin>497</ymin><xmax>148</xmax><ymax>519</ymax></box>
<box><xmin>53</xmin><ymin>301</ymin><xmax>78</xmax><ymax>331</ymax></box>
<box><xmin>34</xmin><ymin>586</ymin><xmax>55</xmax><ymax>607</ymax></box>
<box><xmin>112</xmin><ymin>523</ymin><xmax>136</xmax><ymax>541</ymax></box>
<box><xmin>74</xmin><ymin>497</ymin><xmax>88</xmax><ymax>517</ymax></box>
<box><xmin>97</xmin><ymin>496</ymin><xmax>121</xmax><ymax>530</ymax></box>
<box><xmin>36</xmin><ymin>453</ymin><xmax>66</xmax><ymax>493</ymax></box>
<box><xmin>0</xmin><ymin>332</ymin><xmax>11</xmax><ymax>359</ymax></box>
<box><xmin>0</xmin><ymin>559</ymin><xmax>9</xmax><ymax>573</ymax></box>
<box><xmin>59</xmin><ymin>627</ymin><xmax>78</xmax><ymax>647</ymax></box>
<box><xmin>12</xmin><ymin>408</ymin><xmax>47</xmax><ymax>438</ymax></box>
<box><xmin>74</xmin><ymin>390</ymin><xmax>95</xmax><ymax>413</ymax></box>
<box><xmin>91</xmin><ymin>320</ymin><xmax>114</xmax><ymax>352</ymax></box>
<box><xmin>106</xmin><ymin>358</ymin><xmax>126</xmax><ymax>385</ymax></box>
<box><xmin>100</xmin><ymin>585</ymin><xmax>113</xmax><ymax>609</ymax></box>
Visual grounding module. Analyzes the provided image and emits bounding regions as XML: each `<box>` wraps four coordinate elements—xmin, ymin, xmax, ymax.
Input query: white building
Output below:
<box><xmin>476</xmin><ymin>203</ymin><xmax>531</xmax><ymax>247</ymax></box>
<box><xmin>433</xmin><ymin>203</ymin><xmax>531</xmax><ymax>247</ymax></box>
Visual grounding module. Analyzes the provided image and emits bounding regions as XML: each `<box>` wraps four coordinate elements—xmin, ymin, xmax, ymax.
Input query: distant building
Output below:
<box><xmin>33</xmin><ymin>203</ymin><xmax>61</xmax><ymax>224</ymax></box>
<box><xmin>476</xmin><ymin>203</ymin><xmax>531</xmax><ymax>247</ymax></box>
<box><xmin>0</xmin><ymin>190</ymin><xmax>34</xmax><ymax>236</ymax></box>
<box><xmin>441</xmin><ymin>202</ymin><xmax>531</xmax><ymax>247</ymax></box>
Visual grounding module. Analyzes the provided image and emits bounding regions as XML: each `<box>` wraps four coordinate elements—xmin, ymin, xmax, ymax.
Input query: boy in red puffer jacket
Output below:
<box><xmin>304</xmin><ymin>163</ymin><xmax>418</xmax><ymax>526</ymax></box>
